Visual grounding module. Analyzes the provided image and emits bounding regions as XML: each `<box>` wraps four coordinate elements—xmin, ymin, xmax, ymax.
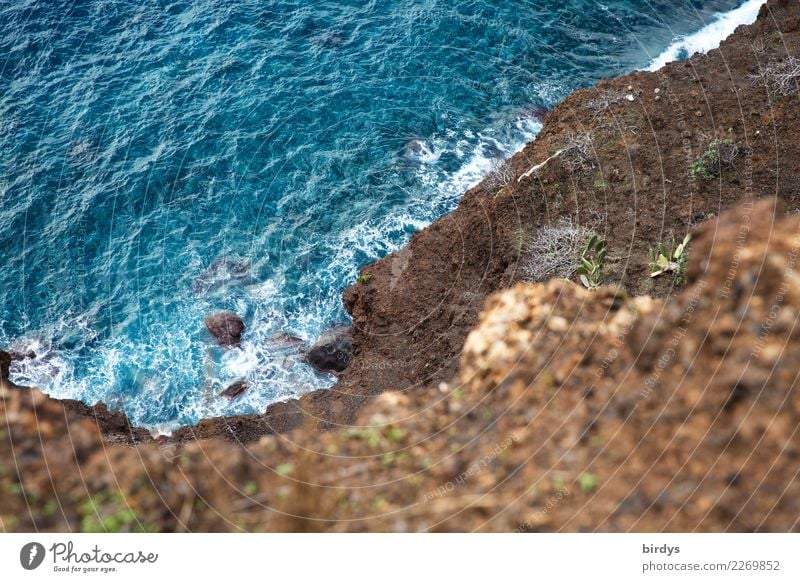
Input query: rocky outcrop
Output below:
<box><xmin>58</xmin><ymin>397</ymin><xmax>153</xmax><ymax>444</ymax></box>
<box><xmin>305</xmin><ymin>328</ymin><xmax>353</xmax><ymax>373</ymax></box>
<box><xmin>0</xmin><ymin>349</ymin><xmax>31</xmax><ymax>390</ymax></box>
<box><xmin>220</xmin><ymin>380</ymin><xmax>250</xmax><ymax>399</ymax></box>
<box><xmin>204</xmin><ymin>312</ymin><xmax>245</xmax><ymax>347</ymax></box>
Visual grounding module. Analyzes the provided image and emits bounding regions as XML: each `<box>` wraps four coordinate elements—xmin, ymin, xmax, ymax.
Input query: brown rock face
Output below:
<box><xmin>204</xmin><ymin>312</ymin><xmax>245</xmax><ymax>347</ymax></box>
<box><xmin>0</xmin><ymin>350</ymin><xmax>10</xmax><ymax>381</ymax></box>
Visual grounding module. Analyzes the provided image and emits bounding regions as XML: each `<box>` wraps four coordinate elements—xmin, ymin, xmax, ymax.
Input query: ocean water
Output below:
<box><xmin>0</xmin><ymin>0</ymin><xmax>761</xmax><ymax>429</ymax></box>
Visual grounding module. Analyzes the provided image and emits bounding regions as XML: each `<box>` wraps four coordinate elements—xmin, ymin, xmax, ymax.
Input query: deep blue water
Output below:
<box><xmin>0</xmin><ymin>0</ymin><xmax>758</xmax><ymax>429</ymax></box>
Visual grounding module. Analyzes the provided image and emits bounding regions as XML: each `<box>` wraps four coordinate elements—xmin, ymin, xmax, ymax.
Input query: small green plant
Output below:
<box><xmin>691</xmin><ymin>138</ymin><xmax>739</xmax><ymax>181</ymax></box>
<box><xmin>357</xmin><ymin>273</ymin><xmax>373</xmax><ymax>284</ymax></box>
<box><xmin>690</xmin><ymin>159</ymin><xmax>714</xmax><ymax>181</ymax></box>
<box><xmin>648</xmin><ymin>233</ymin><xmax>691</xmax><ymax>282</ymax></box>
<box><xmin>577</xmin><ymin>234</ymin><xmax>606</xmax><ymax>290</ymax></box>
<box><xmin>578</xmin><ymin>473</ymin><xmax>599</xmax><ymax>494</ymax></box>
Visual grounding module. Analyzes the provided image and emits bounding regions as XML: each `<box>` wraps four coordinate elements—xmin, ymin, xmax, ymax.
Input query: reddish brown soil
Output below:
<box><xmin>1</xmin><ymin>0</ymin><xmax>799</xmax><ymax>533</ymax></box>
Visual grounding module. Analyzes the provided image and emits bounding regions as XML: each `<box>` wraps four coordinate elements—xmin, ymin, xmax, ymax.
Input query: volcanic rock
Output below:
<box><xmin>204</xmin><ymin>312</ymin><xmax>245</xmax><ymax>347</ymax></box>
<box><xmin>305</xmin><ymin>328</ymin><xmax>353</xmax><ymax>373</ymax></box>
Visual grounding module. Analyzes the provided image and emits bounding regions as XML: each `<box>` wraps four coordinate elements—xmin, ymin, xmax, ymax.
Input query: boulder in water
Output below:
<box><xmin>305</xmin><ymin>328</ymin><xmax>353</xmax><ymax>373</ymax></box>
<box><xmin>267</xmin><ymin>332</ymin><xmax>305</xmax><ymax>350</ymax></box>
<box><xmin>8</xmin><ymin>349</ymin><xmax>36</xmax><ymax>361</ymax></box>
<box><xmin>220</xmin><ymin>380</ymin><xmax>250</xmax><ymax>400</ymax></box>
<box><xmin>515</xmin><ymin>104</ymin><xmax>550</xmax><ymax>122</ymax></box>
<box><xmin>204</xmin><ymin>312</ymin><xmax>245</xmax><ymax>347</ymax></box>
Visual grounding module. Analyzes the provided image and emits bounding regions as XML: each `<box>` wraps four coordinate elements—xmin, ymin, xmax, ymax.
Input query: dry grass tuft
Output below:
<box><xmin>748</xmin><ymin>56</ymin><xmax>800</xmax><ymax>96</ymax></box>
<box><xmin>522</xmin><ymin>217</ymin><xmax>591</xmax><ymax>282</ymax></box>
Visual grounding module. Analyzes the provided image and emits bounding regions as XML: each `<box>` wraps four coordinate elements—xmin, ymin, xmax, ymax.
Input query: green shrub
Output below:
<box><xmin>691</xmin><ymin>138</ymin><xmax>739</xmax><ymax>181</ymax></box>
<box><xmin>577</xmin><ymin>234</ymin><xmax>606</xmax><ymax>290</ymax></box>
<box><xmin>578</xmin><ymin>473</ymin><xmax>599</xmax><ymax>494</ymax></box>
<box><xmin>648</xmin><ymin>234</ymin><xmax>691</xmax><ymax>284</ymax></box>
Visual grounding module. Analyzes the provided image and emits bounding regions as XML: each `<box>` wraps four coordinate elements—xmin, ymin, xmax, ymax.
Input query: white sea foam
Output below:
<box><xmin>646</xmin><ymin>0</ymin><xmax>765</xmax><ymax>71</ymax></box>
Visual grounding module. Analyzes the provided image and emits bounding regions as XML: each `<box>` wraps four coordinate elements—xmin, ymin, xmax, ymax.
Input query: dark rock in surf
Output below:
<box><xmin>8</xmin><ymin>349</ymin><xmax>36</xmax><ymax>361</ymax></box>
<box><xmin>515</xmin><ymin>104</ymin><xmax>550</xmax><ymax>122</ymax></box>
<box><xmin>220</xmin><ymin>380</ymin><xmax>250</xmax><ymax>400</ymax></box>
<box><xmin>402</xmin><ymin>138</ymin><xmax>431</xmax><ymax>160</ymax></box>
<box><xmin>305</xmin><ymin>328</ymin><xmax>353</xmax><ymax>373</ymax></box>
<box><xmin>406</xmin><ymin>139</ymin><xmax>425</xmax><ymax>153</ymax></box>
<box><xmin>204</xmin><ymin>312</ymin><xmax>245</xmax><ymax>347</ymax></box>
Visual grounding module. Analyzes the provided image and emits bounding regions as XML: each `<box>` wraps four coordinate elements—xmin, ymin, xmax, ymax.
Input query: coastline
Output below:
<box><xmin>2</xmin><ymin>0</ymin><xmax>800</xmax><ymax>532</ymax></box>
<box><xmin>1</xmin><ymin>0</ymin><xmax>788</xmax><ymax>444</ymax></box>
<box><xmin>5</xmin><ymin>0</ymin><xmax>788</xmax><ymax>446</ymax></box>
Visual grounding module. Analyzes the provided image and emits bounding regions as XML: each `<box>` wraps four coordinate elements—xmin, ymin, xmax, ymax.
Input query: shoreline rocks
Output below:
<box><xmin>305</xmin><ymin>328</ymin><xmax>353</xmax><ymax>373</ymax></box>
<box><xmin>204</xmin><ymin>312</ymin><xmax>245</xmax><ymax>347</ymax></box>
<box><xmin>220</xmin><ymin>380</ymin><xmax>250</xmax><ymax>400</ymax></box>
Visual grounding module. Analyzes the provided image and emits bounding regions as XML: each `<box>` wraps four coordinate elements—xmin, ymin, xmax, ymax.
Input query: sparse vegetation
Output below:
<box><xmin>486</xmin><ymin>157</ymin><xmax>514</xmax><ymax>189</ymax></box>
<box><xmin>750</xmin><ymin>36</ymin><xmax>767</xmax><ymax>56</ymax></box>
<box><xmin>577</xmin><ymin>234</ymin><xmax>606</xmax><ymax>290</ymax></box>
<box><xmin>583</xmin><ymin>90</ymin><xmax>627</xmax><ymax>121</ymax></box>
<box><xmin>562</xmin><ymin>132</ymin><xmax>596</xmax><ymax>173</ymax></box>
<box><xmin>748</xmin><ymin>56</ymin><xmax>800</xmax><ymax>96</ymax></box>
<box><xmin>691</xmin><ymin>138</ymin><xmax>739</xmax><ymax>181</ymax></box>
<box><xmin>648</xmin><ymin>234</ymin><xmax>691</xmax><ymax>283</ymax></box>
<box><xmin>522</xmin><ymin>217</ymin><xmax>591</xmax><ymax>282</ymax></box>
<box><xmin>357</xmin><ymin>273</ymin><xmax>373</xmax><ymax>284</ymax></box>
<box><xmin>578</xmin><ymin>473</ymin><xmax>599</xmax><ymax>494</ymax></box>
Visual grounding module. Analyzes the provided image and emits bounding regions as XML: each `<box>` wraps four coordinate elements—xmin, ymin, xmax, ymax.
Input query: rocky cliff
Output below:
<box><xmin>2</xmin><ymin>0</ymin><xmax>799</xmax><ymax>532</ymax></box>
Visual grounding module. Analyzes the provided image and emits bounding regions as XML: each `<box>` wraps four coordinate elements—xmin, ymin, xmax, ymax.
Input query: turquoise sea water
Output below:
<box><xmin>0</xmin><ymin>0</ymin><xmax>760</xmax><ymax>429</ymax></box>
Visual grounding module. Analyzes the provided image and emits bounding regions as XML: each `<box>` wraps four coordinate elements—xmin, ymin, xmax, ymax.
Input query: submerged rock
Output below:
<box><xmin>267</xmin><ymin>332</ymin><xmax>305</xmax><ymax>348</ymax></box>
<box><xmin>8</xmin><ymin>349</ymin><xmax>36</xmax><ymax>361</ymax></box>
<box><xmin>515</xmin><ymin>103</ymin><xmax>549</xmax><ymax>122</ymax></box>
<box><xmin>204</xmin><ymin>312</ymin><xmax>245</xmax><ymax>347</ymax></box>
<box><xmin>305</xmin><ymin>328</ymin><xmax>353</xmax><ymax>373</ymax></box>
<box><xmin>193</xmin><ymin>257</ymin><xmax>251</xmax><ymax>295</ymax></box>
<box><xmin>220</xmin><ymin>380</ymin><xmax>250</xmax><ymax>400</ymax></box>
